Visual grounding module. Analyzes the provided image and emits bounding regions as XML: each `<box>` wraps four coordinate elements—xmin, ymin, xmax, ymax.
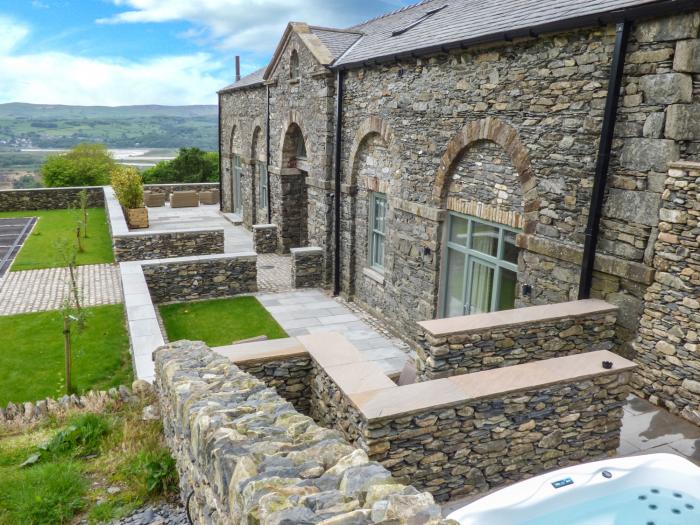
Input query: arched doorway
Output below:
<box><xmin>435</xmin><ymin>118</ymin><xmax>538</xmax><ymax>318</ymax></box>
<box><xmin>278</xmin><ymin>122</ymin><xmax>309</xmax><ymax>251</ymax></box>
<box><xmin>227</xmin><ymin>125</ymin><xmax>242</xmax><ymax>214</ymax></box>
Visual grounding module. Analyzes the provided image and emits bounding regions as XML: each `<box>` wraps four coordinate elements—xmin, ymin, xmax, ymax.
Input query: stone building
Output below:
<box><xmin>219</xmin><ymin>1</ymin><xmax>700</xmax><ymax>424</ymax></box>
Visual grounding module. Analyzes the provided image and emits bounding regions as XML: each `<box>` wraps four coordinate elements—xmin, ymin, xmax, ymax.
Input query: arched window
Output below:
<box><xmin>290</xmin><ymin>50</ymin><xmax>299</xmax><ymax>80</ymax></box>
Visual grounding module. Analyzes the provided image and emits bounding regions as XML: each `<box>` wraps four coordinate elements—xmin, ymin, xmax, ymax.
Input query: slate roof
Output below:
<box><xmin>308</xmin><ymin>26</ymin><xmax>363</xmax><ymax>61</ymax></box>
<box><xmin>335</xmin><ymin>0</ymin><xmax>666</xmax><ymax>67</ymax></box>
<box><xmin>219</xmin><ymin>67</ymin><xmax>266</xmax><ymax>93</ymax></box>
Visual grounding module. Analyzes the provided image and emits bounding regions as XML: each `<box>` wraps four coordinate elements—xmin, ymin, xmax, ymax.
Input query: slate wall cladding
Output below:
<box><xmin>112</xmin><ymin>229</ymin><xmax>224</xmax><ymax>262</ymax></box>
<box><xmin>291</xmin><ymin>246</ymin><xmax>323</xmax><ymax>288</ymax></box>
<box><xmin>416</xmin><ymin>301</ymin><xmax>619</xmax><ymax>381</ymax></box>
<box><xmin>0</xmin><ymin>186</ymin><xmax>104</xmax><ymax>211</ymax></box>
<box><xmin>357</xmin><ymin>373</ymin><xmax>630</xmax><ymax>502</ymax></box>
<box><xmin>141</xmin><ymin>253</ymin><xmax>257</xmax><ymax>304</ymax></box>
<box><xmin>154</xmin><ymin>341</ymin><xmax>448</xmax><ymax>525</ymax></box>
<box><xmin>237</xmin><ymin>356</ymin><xmax>313</xmax><ymax>414</ymax></box>
<box><xmin>632</xmin><ymin>161</ymin><xmax>700</xmax><ymax>426</ymax></box>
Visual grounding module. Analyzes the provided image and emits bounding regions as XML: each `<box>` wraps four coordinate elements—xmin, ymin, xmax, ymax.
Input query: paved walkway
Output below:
<box><xmin>145</xmin><ymin>204</ymin><xmax>253</xmax><ymax>253</ymax></box>
<box><xmin>257</xmin><ymin>254</ymin><xmax>293</xmax><ymax>292</ymax></box>
<box><xmin>0</xmin><ymin>264</ymin><xmax>122</xmax><ymax>315</ymax></box>
<box><xmin>256</xmin><ymin>289</ymin><xmax>410</xmax><ymax>375</ymax></box>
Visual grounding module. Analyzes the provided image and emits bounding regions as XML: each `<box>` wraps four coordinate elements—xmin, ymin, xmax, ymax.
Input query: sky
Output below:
<box><xmin>0</xmin><ymin>0</ymin><xmax>413</xmax><ymax>107</ymax></box>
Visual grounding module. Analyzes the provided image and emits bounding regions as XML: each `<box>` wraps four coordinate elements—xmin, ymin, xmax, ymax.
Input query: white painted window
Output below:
<box><xmin>257</xmin><ymin>162</ymin><xmax>268</xmax><ymax>209</ymax></box>
<box><xmin>369</xmin><ymin>192</ymin><xmax>387</xmax><ymax>272</ymax></box>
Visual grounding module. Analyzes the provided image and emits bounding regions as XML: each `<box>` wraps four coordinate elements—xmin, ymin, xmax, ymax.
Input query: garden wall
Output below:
<box><xmin>416</xmin><ymin>299</ymin><xmax>618</xmax><ymax>381</ymax></box>
<box><xmin>633</xmin><ymin>160</ymin><xmax>700</xmax><ymax>426</ymax></box>
<box><xmin>220</xmin><ymin>331</ymin><xmax>634</xmax><ymax>503</ymax></box>
<box><xmin>0</xmin><ymin>186</ymin><xmax>104</xmax><ymax>211</ymax></box>
<box><xmin>141</xmin><ymin>252</ymin><xmax>257</xmax><ymax>303</ymax></box>
<box><xmin>144</xmin><ymin>182</ymin><xmax>219</xmax><ymax>195</ymax></box>
<box><xmin>154</xmin><ymin>340</ymin><xmax>449</xmax><ymax>525</ymax></box>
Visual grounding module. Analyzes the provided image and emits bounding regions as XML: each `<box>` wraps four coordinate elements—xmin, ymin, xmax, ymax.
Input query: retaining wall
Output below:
<box><xmin>416</xmin><ymin>299</ymin><xmax>618</xmax><ymax>381</ymax></box>
<box><xmin>141</xmin><ymin>253</ymin><xmax>257</xmax><ymax>303</ymax></box>
<box><xmin>154</xmin><ymin>340</ymin><xmax>450</xmax><ymax>525</ymax></box>
<box><xmin>0</xmin><ymin>186</ymin><xmax>104</xmax><ymax>211</ymax></box>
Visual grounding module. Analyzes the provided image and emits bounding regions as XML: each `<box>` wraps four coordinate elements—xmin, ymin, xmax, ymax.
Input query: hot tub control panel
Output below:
<box><xmin>551</xmin><ymin>477</ymin><xmax>574</xmax><ymax>489</ymax></box>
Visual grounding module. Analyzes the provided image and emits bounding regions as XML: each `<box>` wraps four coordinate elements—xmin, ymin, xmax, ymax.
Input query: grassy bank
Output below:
<box><xmin>0</xmin><ymin>207</ymin><xmax>114</xmax><ymax>271</ymax></box>
<box><xmin>159</xmin><ymin>296</ymin><xmax>287</xmax><ymax>347</ymax></box>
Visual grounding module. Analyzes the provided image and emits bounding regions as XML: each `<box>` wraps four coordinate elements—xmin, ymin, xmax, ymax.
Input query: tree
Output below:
<box><xmin>142</xmin><ymin>147</ymin><xmax>219</xmax><ymax>184</ymax></box>
<box><xmin>41</xmin><ymin>143</ymin><xmax>116</xmax><ymax>187</ymax></box>
<box><xmin>12</xmin><ymin>174</ymin><xmax>42</xmax><ymax>189</ymax></box>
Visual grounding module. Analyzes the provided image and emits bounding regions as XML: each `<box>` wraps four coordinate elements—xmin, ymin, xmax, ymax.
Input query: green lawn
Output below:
<box><xmin>0</xmin><ymin>207</ymin><xmax>114</xmax><ymax>271</ymax></box>
<box><xmin>159</xmin><ymin>296</ymin><xmax>288</xmax><ymax>347</ymax></box>
<box><xmin>0</xmin><ymin>304</ymin><xmax>132</xmax><ymax>406</ymax></box>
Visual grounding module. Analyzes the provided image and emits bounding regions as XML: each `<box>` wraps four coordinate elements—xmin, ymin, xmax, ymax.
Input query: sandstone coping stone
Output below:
<box><xmin>153</xmin><ymin>340</ymin><xmax>450</xmax><ymax>525</ymax></box>
<box><xmin>418</xmin><ymin>299</ymin><xmax>616</xmax><ymax>337</ymax></box>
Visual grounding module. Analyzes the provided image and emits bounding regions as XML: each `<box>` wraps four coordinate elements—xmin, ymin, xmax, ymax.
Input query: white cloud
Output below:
<box><xmin>0</xmin><ymin>16</ymin><xmax>229</xmax><ymax>105</ymax></box>
<box><xmin>99</xmin><ymin>0</ymin><xmax>388</xmax><ymax>53</ymax></box>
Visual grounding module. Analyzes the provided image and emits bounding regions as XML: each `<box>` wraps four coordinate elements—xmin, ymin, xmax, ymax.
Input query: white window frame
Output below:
<box><xmin>257</xmin><ymin>162</ymin><xmax>268</xmax><ymax>209</ymax></box>
<box><xmin>368</xmin><ymin>192</ymin><xmax>387</xmax><ymax>273</ymax></box>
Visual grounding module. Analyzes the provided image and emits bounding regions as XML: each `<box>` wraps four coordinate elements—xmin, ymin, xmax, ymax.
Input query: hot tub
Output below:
<box><xmin>447</xmin><ymin>454</ymin><xmax>700</xmax><ymax>525</ymax></box>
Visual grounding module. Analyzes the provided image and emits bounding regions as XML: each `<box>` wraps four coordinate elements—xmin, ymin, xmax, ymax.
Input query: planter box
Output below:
<box><xmin>125</xmin><ymin>207</ymin><xmax>149</xmax><ymax>229</ymax></box>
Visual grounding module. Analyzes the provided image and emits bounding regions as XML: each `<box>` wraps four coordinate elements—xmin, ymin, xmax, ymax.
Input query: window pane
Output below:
<box><xmin>449</xmin><ymin>216</ymin><xmax>469</xmax><ymax>246</ymax></box>
<box><xmin>471</xmin><ymin>222</ymin><xmax>499</xmax><ymax>257</ymax></box>
<box><xmin>468</xmin><ymin>260</ymin><xmax>494</xmax><ymax>314</ymax></box>
<box><xmin>372</xmin><ymin>233</ymin><xmax>385</xmax><ymax>269</ymax></box>
<box><xmin>503</xmin><ymin>230</ymin><xmax>519</xmax><ymax>265</ymax></box>
<box><xmin>374</xmin><ymin>195</ymin><xmax>386</xmax><ymax>233</ymax></box>
<box><xmin>445</xmin><ymin>248</ymin><xmax>466</xmax><ymax>317</ymax></box>
<box><xmin>498</xmin><ymin>268</ymin><xmax>517</xmax><ymax>311</ymax></box>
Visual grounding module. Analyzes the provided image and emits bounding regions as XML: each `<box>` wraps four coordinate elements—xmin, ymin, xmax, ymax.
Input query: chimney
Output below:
<box><xmin>235</xmin><ymin>56</ymin><xmax>241</xmax><ymax>82</ymax></box>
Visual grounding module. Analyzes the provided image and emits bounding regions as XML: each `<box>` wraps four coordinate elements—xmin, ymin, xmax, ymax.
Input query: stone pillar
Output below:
<box><xmin>253</xmin><ymin>224</ymin><xmax>278</xmax><ymax>254</ymax></box>
<box><xmin>291</xmin><ymin>247</ymin><xmax>323</xmax><ymax>288</ymax></box>
<box><xmin>632</xmin><ymin>160</ymin><xmax>700</xmax><ymax>426</ymax></box>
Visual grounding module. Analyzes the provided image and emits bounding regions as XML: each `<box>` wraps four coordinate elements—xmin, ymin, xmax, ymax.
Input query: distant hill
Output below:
<box><xmin>0</xmin><ymin>102</ymin><xmax>218</xmax><ymax>150</ymax></box>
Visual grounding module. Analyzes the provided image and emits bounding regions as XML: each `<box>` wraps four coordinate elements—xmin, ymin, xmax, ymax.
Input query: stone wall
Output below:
<box><xmin>416</xmin><ymin>299</ymin><xmax>618</xmax><ymax>381</ymax></box>
<box><xmin>0</xmin><ymin>186</ymin><xmax>104</xmax><ymax>211</ymax></box>
<box><xmin>144</xmin><ymin>183</ymin><xmax>219</xmax><ymax>197</ymax></box>
<box><xmin>154</xmin><ymin>340</ymin><xmax>449</xmax><ymax>525</ymax></box>
<box><xmin>141</xmin><ymin>253</ymin><xmax>257</xmax><ymax>304</ymax></box>
<box><xmin>113</xmin><ymin>229</ymin><xmax>225</xmax><ymax>262</ymax></box>
<box><xmin>252</xmin><ymin>223</ymin><xmax>278</xmax><ymax>253</ymax></box>
<box><xmin>632</xmin><ymin>160</ymin><xmax>700</xmax><ymax>425</ymax></box>
<box><xmin>291</xmin><ymin>246</ymin><xmax>323</xmax><ymax>288</ymax></box>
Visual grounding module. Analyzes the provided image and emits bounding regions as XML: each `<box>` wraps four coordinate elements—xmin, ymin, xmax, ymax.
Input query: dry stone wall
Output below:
<box><xmin>252</xmin><ymin>224</ymin><xmax>278</xmax><ymax>253</ymax></box>
<box><xmin>291</xmin><ymin>246</ymin><xmax>323</xmax><ymax>288</ymax></box>
<box><xmin>154</xmin><ymin>341</ymin><xmax>451</xmax><ymax>525</ymax></box>
<box><xmin>416</xmin><ymin>300</ymin><xmax>618</xmax><ymax>381</ymax></box>
<box><xmin>141</xmin><ymin>253</ymin><xmax>257</xmax><ymax>304</ymax></box>
<box><xmin>632</xmin><ymin>161</ymin><xmax>700</xmax><ymax>425</ymax></box>
<box><xmin>113</xmin><ymin>229</ymin><xmax>225</xmax><ymax>262</ymax></box>
<box><xmin>0</xmin><ymin>186</ymin><xmax>104</xmax><ymax>211</ymax></box>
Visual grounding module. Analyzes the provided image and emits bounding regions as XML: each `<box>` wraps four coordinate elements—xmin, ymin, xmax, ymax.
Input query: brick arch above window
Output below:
<box><xmin>347</xmin><ymin>116</ymin><xmax>400</xmax><ymax>189</ymax></box>
<box><xmin>434</xmin><ymin>117</ymin><xmax>539</xmax><ymax>234</ymax></box>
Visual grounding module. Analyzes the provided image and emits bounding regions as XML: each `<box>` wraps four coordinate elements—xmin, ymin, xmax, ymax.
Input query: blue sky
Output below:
<box><xmin>0</xmin><ymin>0</ymin><xmax>412</xmax><ymax>106</ymax></box>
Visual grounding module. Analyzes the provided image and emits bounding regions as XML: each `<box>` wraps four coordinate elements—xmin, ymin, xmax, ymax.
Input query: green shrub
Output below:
<box><xmin>0</xmin><ymin>461</ymin><xmax>87</xmax><ymax>524</ymax></box>
<box><xmin>40</xmin><ymin>413</ymin><xmax>110</xmax><ymax>459</ymax></box>
<box><xmin>41</xmin><ymin>143</ymin><xmax>116</xmax><ymax>187</ymax></box>
<box><xmin>142</xmin><ymin>147</ymin><xmax>219</xmax><ymax>183</ymax></box>
<box><xmin>121</xmin><ymin>448</ymin><xmax>178</xmax><ymax>497</ymax></box>
<box><xmin>111</xmin><ymin>166</ymin><xmax>144</xmax><ymax>209</ymax></box>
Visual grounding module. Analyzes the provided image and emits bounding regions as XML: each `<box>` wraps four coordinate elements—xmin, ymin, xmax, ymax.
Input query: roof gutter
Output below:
<box><xmin>333</xmin><ymin>69</ymin><xmax>345</xmax><ymax>296</ymax></box>
<box><xmin>578</xmin><ymin>20</ymin><xmax>632</xmax><ymax>299</ymax></box>
<box><xmin>330</xmin><ymin>0</ymin><xmax>696</xmax><ymax>71</ymax></box>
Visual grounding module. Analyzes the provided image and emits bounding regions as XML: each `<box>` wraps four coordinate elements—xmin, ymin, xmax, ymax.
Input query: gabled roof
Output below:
<box><xmin>218</xmin><ymin>67</ymin><xmax>265</xmax><ymax>94</ymax></box>
<box><xmin>308</xmin><ymin>26</ymin><xmax>363</xmax><ymax>60</ymax></box>
<box><xmin>334</xmin><ymin>0</ymin><xmax>677</xmax><ymax>67</ymax></box>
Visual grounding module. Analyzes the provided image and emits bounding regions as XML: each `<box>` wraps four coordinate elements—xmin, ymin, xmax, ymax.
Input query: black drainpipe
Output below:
<box><xmin>578</xmin><ymin>20</ymin><xmax>631</xmax><ymax>300</ymax></box>
<box><xmin>333</xmin><ymin>70</ymin><xmax>345</xmax><ymax>296</ymax></box>
<box><xmin>266</xmin><ymin>84</ymin><xmax>272</xmax><ymax>224</ymax></box>
<box><xmin>217</xmin><ymin>92</ymin><xmax>223</xmax><ymax>212</ymax></box>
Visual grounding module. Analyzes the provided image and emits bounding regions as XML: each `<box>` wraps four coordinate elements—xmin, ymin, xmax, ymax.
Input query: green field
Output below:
<box><xmin>0</xmin><ymin>304</ymin><xmax>132</xmax><ymax>406</ymax></box>
<box><xmin>159</xmin><ymin>297</ymin><xmax>288</xmax><ymax>347</ymax></box>
<box><xmin>0</xmin><ymin>208</ymin><xmax>114</xmax><ymax>271</ymax></box>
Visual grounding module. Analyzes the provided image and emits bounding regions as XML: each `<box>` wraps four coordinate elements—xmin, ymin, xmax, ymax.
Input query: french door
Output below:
<box><xmin>442</xmin><ymin>213</ymin><xmax>519</xmax><ymax>317</ymax></box>
<box><xmin>232</xmin><ymin>155</ymin><xmax>242</xmax><ymax>212</ymax></box>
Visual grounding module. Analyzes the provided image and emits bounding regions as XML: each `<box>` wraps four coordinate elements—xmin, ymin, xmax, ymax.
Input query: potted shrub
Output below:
<box><xmin>111</xmin><ymin>166</ymin><xmax>149</xmax><ymax>229</ymax></box>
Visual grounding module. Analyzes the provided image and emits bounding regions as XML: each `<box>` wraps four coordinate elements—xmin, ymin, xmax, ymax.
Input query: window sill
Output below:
<box><xmin>363</xmin><ymin>267</ymin><xmax>385</xmax><ymax>285</ymax></box>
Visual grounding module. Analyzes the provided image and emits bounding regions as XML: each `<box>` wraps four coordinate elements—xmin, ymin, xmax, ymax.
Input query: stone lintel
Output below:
<box><xmin>516</xmin><ymin>234</ymin><xmax>655</xmax><ymax>284</ymax></box>
<box><xmin>417</xmin><ymin>299</ymin><xmax>617</xmax><ymax>338</ymax></box>
<box><xmin>351</xmin><ymin>350</ymin><xmax>635</xmax><ymax>420</ymax></box>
